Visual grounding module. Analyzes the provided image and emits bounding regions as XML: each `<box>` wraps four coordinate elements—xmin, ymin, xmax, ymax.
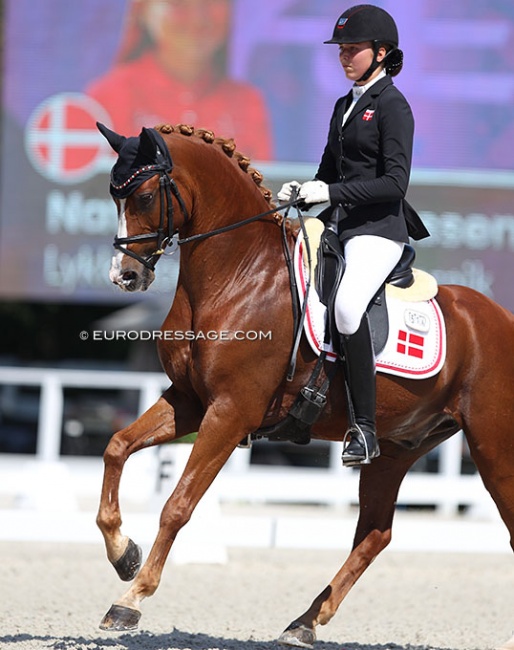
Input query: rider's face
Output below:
<box><xmin>338</xmin><ymin>41</ymin><xmax>385</xmax><ymax>83</ymax></box>
<box><xmin>143</xmin><ymin>0</ymin><xmax>231</xmax><ymax>66</ymax></box>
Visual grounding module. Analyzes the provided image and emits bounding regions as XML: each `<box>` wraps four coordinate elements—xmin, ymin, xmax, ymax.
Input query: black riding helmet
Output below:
<box><xmin>325</xmin><ymin>4</ymin><xmax>403</xmax><ymax>81</ymax></box>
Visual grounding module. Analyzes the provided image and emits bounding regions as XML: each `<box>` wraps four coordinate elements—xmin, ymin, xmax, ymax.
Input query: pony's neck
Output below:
<box><xmin>167</xmin><ymin>128</ymin><xmax>286</xmax><ymax>297</ymax></box>
<box><xmin>180</xmin><ymin>205</ymin><xmax>283</xmax><ymax>298</ymax></box>
<box><xmin>177</xmin><ymin>137</ymin><xmax>277</xmax><ymax>255</ymax></box>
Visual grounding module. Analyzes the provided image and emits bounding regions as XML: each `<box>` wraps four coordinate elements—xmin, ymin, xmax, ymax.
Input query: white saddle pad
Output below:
<box><xmin>294</xmin><ymin>230</ymin><xmax>446</xmax><ymax>379</ymax></box>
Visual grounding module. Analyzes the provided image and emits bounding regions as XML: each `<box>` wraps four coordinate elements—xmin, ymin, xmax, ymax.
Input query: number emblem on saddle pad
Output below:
<box><xmin>404</xmin><ymin>309</ymin><xmax>430</xmax><ymax>333</ymax></box>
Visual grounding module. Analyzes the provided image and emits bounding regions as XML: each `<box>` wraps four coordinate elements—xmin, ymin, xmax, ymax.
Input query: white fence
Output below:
<box><xmin>0</xmin><ymin>364</ymin><xmax>496</xmax><ymax>519</ymax></box>
<box><xmin>1</xmin><ymin>364</ymin><xmax>508</xmax><ymax>557</ymax></box>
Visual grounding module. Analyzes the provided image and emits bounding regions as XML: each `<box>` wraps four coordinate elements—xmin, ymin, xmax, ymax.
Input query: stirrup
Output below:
<box><xmin>341</xmin><ymin>424</ymin><xmax>380</xmax><ymax>467</ymax></box>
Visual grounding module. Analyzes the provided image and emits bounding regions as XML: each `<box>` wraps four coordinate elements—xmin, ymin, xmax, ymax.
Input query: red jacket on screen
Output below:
<box><xmin>87</xmin><ymin>52</ymin><xmax>273</xmax><ymax>161</ymax></box>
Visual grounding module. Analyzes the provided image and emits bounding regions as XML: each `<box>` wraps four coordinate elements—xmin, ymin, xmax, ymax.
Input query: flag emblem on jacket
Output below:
<box><xmin>362</xmin><ymin>110</ymin><xmax>375</xmax><ymax>121</ymax></box>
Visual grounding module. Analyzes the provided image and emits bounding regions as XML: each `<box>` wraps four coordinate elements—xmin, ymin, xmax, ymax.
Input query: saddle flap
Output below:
<box><xmin>316</xmin><ymin>229</ymin><xmax>345</xmax><ymax>308</ymax></box>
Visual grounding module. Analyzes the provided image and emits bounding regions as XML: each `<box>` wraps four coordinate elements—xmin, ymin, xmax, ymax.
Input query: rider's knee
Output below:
<box><xmin>335</xmin><ymin>308</ymin><xmax>363</xmax><ymax>336</ymax></box>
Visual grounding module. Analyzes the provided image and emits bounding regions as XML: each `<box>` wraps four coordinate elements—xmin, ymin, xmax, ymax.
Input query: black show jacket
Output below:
<box><xmin>316</xmin><ymin>75</ymin><xmax>429</xmax><ymax>242</ymax></box>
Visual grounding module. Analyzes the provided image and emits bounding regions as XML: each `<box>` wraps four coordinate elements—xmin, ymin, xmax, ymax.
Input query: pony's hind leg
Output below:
<box><xmin>97</xmin><ymin>387</ymin><xmax>200</xmax><ymax>581</ymax></box>
<box><xmin>463</xmin><ymin>400</ymin><xmax>514</xmax><ymax>551</ymax></box>
<box><xmin>278</xmin><ymin>445</ymin><xmax>418</xmax><ymax>648</ymax></box>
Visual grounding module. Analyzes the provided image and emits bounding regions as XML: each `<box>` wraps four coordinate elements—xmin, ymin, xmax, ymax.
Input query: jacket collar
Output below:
<box><xmin>339</xmin><ymin>75</ymin><xmax>392</xmax><ymax>131</ymax></box>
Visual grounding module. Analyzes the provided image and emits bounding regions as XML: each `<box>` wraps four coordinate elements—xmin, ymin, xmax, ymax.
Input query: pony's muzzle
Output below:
<box><xmin>109</xmin><ymin>254</ymin><xmax>155</xmax><ymax>292</ymax></box>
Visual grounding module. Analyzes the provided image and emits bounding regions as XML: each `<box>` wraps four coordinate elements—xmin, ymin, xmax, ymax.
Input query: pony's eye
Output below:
<box><xmin>138</xmin><ymin>192</ymin><xmax>154</xmax><ymax>206</ymax></box>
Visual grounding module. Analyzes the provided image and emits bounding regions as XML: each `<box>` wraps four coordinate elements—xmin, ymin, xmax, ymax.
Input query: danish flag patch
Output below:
<box><xmin>397</xmin><ymin>330</ymin><xmax>424</xmax><ymax>359</ymax></box>
<box><xmin>362</xmin><ymin>110</ymin><xmax>375</xmax><ymax>121</ymax></box>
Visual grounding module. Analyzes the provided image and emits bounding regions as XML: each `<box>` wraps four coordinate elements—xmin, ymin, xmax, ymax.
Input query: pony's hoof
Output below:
<box><xmin>99</xmin><ymin>604</ymin><xmax>141</xmax><ymax>631</ymax></box>
<box><xmin>278</xmin><ymin>622</ymin><xmax>316</xmax><ymax>648</ymax></box>
<box><xmin>112</xmin><ymin>539</ymin><xmax>142</xmax><ymax>581</ymax></box>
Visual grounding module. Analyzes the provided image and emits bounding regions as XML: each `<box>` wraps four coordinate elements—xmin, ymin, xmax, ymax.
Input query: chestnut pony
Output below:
<box><xmin>97</xmin><ymin>122</ymin><xmax>514</xmax><ymax>649</ymax></box>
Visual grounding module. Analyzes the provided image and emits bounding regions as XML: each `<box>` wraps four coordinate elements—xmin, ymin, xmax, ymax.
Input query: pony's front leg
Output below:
<box><xmin>99</xmin><ymin>401</ymin><xmax>246</xmax><ymax>631</ymax></box>
<box><xmin>279</xmin><ymin>448</ymin><xmax>413</xmax><ymax>648</ymax></box>
<box><xmin>97</xmin><ymin>387</ymin><xmax>200</xmax><ymax>582</ymax></box>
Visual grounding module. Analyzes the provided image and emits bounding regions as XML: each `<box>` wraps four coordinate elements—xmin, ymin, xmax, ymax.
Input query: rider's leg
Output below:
<box><xmin>334</xmin><ymin>235</ymin><xmax>404</xmax><ymax>466</ymax></box>
<box><xmin>340</xmin><ymin>314</ymin><xmax>379</xmax><ymax>465</ymax></box>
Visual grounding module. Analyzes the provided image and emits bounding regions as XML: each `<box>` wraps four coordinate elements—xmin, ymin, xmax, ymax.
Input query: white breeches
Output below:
<box><xmin>334</xmin><ymin>235</ymin><xmax>405</xmax><ymax>335</ymax></box>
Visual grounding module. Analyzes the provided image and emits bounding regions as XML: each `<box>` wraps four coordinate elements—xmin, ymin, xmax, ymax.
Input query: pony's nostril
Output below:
<box><xmin>121</xmin><ymin>270</ymin><xmax>137</xmax><ymax>282</ymax></box>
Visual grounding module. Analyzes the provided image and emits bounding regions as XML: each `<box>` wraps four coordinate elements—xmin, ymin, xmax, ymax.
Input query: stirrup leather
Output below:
<box><xmin>341</xmin><ymin>423</ymin><xmax>380</xmax><ymax>467</ymax></box>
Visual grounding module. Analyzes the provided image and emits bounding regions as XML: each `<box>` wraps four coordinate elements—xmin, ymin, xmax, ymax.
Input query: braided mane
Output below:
<box><xmin>154</xmin><ymin>123</ymin><xmax>277</xmax><ymax>208</ymax></box>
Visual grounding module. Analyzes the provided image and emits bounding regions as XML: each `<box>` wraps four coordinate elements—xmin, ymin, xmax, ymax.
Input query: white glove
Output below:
<box><xmin>299</xmin><ymin>180</ymin><xmax>330</xmax><ymax>205</ymax></box>
<box><xmin>277</xmin><ymin>180</ymin><xmax>301</xmax><ymax>202</ymax></box>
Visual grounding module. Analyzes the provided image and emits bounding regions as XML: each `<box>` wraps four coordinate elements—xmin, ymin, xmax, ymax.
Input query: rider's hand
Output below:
<box><xmin>299</xmin><ymin>180</ymin><xmax>330</xmax><ymax>205</ymax></box>
<box><xmin>277</xmin><ymin>180</ymin><xmax>301</xmax><ymax>202</ymax></box>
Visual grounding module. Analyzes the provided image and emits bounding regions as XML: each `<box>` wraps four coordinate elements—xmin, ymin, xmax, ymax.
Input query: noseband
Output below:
<box><xmin>113</xmin><ymin>171</ymin><xmax>190</xmax><ymax>271</ymax></box>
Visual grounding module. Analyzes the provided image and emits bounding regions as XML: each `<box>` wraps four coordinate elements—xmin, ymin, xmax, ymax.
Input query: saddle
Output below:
<box><xmin>248</xmin><ymin>221</ymin><xmax>419</xmax><ymax>448</ymax></box>
<box><xmin>317</xmin><ymin>227</ymin><xmax>416</xmax><ymax>357</ymax></box>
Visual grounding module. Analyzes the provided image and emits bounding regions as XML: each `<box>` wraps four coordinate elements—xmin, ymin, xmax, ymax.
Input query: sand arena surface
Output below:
<box><xmin>0</xmin><ymin>541</ymin><xmax>513</xmax><ymax>650</ymax></box>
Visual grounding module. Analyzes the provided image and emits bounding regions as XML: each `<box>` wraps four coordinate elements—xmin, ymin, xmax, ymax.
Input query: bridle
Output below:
<box><xmin>113</xmin><ymin>170</ymin><xmax>190</xmax><ymax>271</ymax></box>
<box><xmin>113</xmin><ymin>168</ymin><xmax>301</xmax><ymax>271</ymax></box>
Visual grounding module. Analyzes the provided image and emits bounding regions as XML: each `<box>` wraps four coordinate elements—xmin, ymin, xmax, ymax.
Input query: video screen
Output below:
<box><xmin>2</xmin><ymin>0</ymin><xmax>514</xmax><ymax>306</ymax></box>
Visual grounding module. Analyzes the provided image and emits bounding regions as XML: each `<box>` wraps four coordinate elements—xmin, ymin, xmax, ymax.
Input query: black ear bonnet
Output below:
<box><xmin>97</xmin><ymin>122</ymin><xmax>173</xmax><ymax>199</ymax></box>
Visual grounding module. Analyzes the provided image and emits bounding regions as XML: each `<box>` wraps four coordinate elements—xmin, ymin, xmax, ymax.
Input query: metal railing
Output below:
<box><xmin>0</xmin><ymin>365</ymin><xmax>494</xmax><ymax>518</ymax></box>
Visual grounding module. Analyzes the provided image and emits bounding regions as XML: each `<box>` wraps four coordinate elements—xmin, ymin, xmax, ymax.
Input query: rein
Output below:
<box><xmin>176</xmin><ymin>198</ymin><xmax>301</xmax><ymax>246</ymax></box>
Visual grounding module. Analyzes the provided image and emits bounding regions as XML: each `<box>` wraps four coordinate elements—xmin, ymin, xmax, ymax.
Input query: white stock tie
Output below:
<box><xmin>342</xmin><ymin>85</ymin><xmax>365</xmax><ymax>126</ymax></box>
<box><xmin>352</xmin><ymin>85</ymin><xmax>365</xmax><ymax>101</ymax></box>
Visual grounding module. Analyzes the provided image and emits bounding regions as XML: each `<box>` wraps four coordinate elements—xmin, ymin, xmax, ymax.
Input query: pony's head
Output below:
<box><xmin>98</xmin><ymin>122</ymin><xmax>189</xmax><ymax>292</ymax></box>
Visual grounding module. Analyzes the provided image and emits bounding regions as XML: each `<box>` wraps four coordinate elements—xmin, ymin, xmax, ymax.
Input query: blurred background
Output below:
<box><xmin>0</xmin><ymin>0</ymin><xmax>512</xmax><ymax>552</ymax></box>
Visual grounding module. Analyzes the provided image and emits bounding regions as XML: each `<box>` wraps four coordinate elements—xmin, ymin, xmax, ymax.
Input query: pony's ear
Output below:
<box><xmin>139</xmin><ymin>127</ymin><xmax>159</xmax><ymax>161</ymax></box>
<box><xmin>97</xmin><ymin>122</ymin><xmax>126</xmax><ymax>153</ymax></box>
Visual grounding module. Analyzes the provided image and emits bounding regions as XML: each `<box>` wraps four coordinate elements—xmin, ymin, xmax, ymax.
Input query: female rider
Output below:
<box><xmin>278</xmin><ymin>4</ymin><xmax>429</xmax><ymax>466</ymax></box>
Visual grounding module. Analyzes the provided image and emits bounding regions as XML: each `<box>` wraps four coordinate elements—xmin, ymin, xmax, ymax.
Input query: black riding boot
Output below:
<box><xmin>341</xmin><ymin>315</ymin><xmax>380</xmax><ymax>467</ymax></box>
